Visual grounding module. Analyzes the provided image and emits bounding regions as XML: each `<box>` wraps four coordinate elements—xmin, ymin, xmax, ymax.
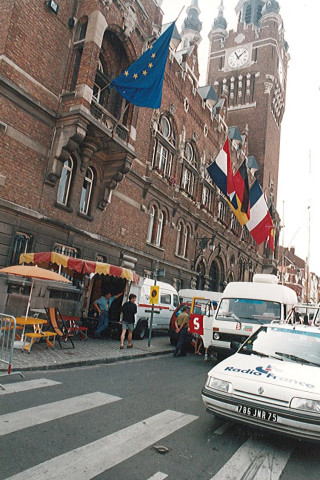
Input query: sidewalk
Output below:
<box><xmin>1</xmin><ymin>335</ymin><xmax>173</xmax><ymax>373</ymax></box>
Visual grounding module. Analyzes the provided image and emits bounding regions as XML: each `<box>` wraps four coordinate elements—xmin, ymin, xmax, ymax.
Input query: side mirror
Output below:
<box><xmin>230</xmin><ymin>341</ymin><xmax>241</xmax><ymax>351</ymax></box>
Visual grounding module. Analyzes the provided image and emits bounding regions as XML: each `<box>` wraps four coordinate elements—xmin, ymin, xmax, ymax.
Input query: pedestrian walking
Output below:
<box><xmin>173</xmin><ymin>306</ymin><xmax>190</xmax><ymax>357</ymax></box>
<box><xmin>94</xmin><ymin>290</ymin><xmax>124</xmax><ymax>338</ymax></box>
<box><xmin>120</xmin><ymin>293</ymin><xmax>137</xmax><ymax>349</ymax></box>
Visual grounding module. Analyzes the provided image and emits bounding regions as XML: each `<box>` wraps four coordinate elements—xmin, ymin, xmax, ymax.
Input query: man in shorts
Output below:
<box><xmin>120</xmin><ymin>294</ymin><xmax>137</xmax><ymax>349</ymax></box>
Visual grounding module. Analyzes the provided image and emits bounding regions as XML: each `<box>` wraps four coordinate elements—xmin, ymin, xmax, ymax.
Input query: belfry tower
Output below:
<box><xmin>207</xmin><ymin>0</ymin><xmax>289</xmax><ymax>206</ymax></box>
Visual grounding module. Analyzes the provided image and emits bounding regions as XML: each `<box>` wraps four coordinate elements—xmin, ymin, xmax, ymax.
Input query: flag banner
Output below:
<box><xmin>227</xmin><ymin>161</ymin><xmax>250</xmax><ymax>225</ymax></box>
<box><xmin>246</xmin><ymin>180</ymin><xmax>274</xmax><ymax>249</ymax></box>
<box><xmin>207</xmin><ymin>138</ymin><xmax>238</xmax><ymax>209</ymax></box>
<box><xmin>110</xmin><ymin>22</ymin><xmax>175</xmax><ymax>109</ymax></box>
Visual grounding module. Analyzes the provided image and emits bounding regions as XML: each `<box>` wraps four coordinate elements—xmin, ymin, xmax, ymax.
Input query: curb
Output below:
<box><xmin>5</xmin><ymin>349</ymin><xmax>172</xmax><ymax>373</ymax></box>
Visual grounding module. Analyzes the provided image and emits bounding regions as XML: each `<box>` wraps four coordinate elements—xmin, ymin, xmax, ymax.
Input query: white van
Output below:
<box><xmin>178</xmin><ymin>289</ymin><xmax>222</xmax><ymax>304</ymax></box>
<box><xmin>201</xmin><ymin>274</ymin><xmax>297</xmax><ymax>360</ymax></box>
<box><xmin>129</xmin><ymin>278</ymin><xmax>180</xmax><ymax>339</ymax></box>
<box><xmin>84</xmin><ymin>275</ymin><xmax>179</xmax><ymax>340</ymax></box>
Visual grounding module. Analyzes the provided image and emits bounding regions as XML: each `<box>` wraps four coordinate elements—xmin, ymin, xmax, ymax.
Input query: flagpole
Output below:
<box><xmin>175</xmin><ymin>6</ymin><xmax>185</xmax><ymax>22</ymax></box>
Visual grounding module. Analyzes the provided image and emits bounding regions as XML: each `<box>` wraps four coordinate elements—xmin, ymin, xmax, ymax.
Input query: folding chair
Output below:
<box><xmin>45</xmin><ymin>308</ymin><xmax>75</xmax><ymax>349</ymax></box>
<box><xmin>64</xmin><ymin>316</ymin><xmax>88</xmax><ymax>341</ymax></box>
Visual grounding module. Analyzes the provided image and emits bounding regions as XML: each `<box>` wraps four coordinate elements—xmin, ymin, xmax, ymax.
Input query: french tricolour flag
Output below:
<box><xmin>207</xmin><ymin>138</ymin><xmax>238</xmax><ymax>208</ymax></box>
<box><xmin>246</xmin><ymin>180</ymin><xmax>274</xmax><ymax>250</ymax></box>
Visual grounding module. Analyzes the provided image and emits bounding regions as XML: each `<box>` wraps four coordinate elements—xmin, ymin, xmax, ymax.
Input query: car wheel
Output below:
<box><xmin>133</xmin><ymin>320</ymin><xmax>148</xmax><ymax>340</ymax></box>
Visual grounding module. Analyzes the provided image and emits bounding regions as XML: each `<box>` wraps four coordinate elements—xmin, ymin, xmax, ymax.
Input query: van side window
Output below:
<box><xmin>161</xmin><ymin>294</ymin><xmax>171</xmax><ymax>305</ymax></box>
<box><xmin>173</xmin><ymin>294</ymin><xmax>179</xmax><ymax>307</ymax></box>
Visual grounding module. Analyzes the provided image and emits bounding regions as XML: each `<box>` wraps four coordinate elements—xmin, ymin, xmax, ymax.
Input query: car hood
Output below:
<box><xmin>210</xmin><ymin>353</ymin><xmax>320</xmax><ymax>396</ymax></box>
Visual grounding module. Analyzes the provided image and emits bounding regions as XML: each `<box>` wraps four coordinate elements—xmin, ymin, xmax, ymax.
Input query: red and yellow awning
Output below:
<box><xmin>19</xmin><ymin>252</ymin><xmax>140</xmax><ymax>284</ymax></box>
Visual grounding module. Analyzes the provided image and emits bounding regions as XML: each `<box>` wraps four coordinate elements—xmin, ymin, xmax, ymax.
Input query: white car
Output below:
<box><xmin>202</xmin><ymin>323</ymin><xmax>320</xmax><ymax>441</ymax></box>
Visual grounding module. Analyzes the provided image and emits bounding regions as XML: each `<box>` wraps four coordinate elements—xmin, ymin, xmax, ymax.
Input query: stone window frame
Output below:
<box><xmin>57</xmin><ymin>156</ymin><xmax>74</xmax><ymax>207</ymax></box>
<box><xmin>10</xmin><ymin>232</ymin><xmax>33</xmax><ymax>266</ymax></box>
<box><xmin>146</xmin><ymin>204</ymin><xmax>166</xmax><ymax>248</ymax></box>
<box><xmin>79</xmin><ymin>166</ymin><xmax>94</xmax><ymax>216</ymax></box>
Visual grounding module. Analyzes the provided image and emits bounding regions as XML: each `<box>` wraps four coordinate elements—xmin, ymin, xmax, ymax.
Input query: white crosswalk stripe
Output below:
<box><xmin>209</xmin><ymin>437</ymin><xmax>292</xmax><ymax>480</ymax></box>
<box><xmin>147</xmin><ymin>473</ymin><xmax>168</xmax><ymax>480</ymax></box>
<box><xmin>0</xmin><ymin>378</ymin><xmax>61</xmax><ymax>395</ymax></box>
<box><xmin>6</xmin><ymin>409</ymin><xmax>198</xmax><ymax>480</ymax></box>
<box><xmin>0</xmin><ymin>392</ymin><xmax>121</xmax><ymax>436</ymax></box>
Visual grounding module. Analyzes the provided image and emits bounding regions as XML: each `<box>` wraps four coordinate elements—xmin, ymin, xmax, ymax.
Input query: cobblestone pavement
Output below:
<box><xmin>1</xmin><ymin>334</ymin><xmax>173</xmax><ymax>373</ymax></box>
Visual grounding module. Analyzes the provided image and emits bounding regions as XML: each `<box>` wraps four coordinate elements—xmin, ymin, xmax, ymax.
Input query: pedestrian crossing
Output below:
<box><xmin>0</xmin><ymin>377</ymin><xmax>298</xmax><ymax>480</ymax></box>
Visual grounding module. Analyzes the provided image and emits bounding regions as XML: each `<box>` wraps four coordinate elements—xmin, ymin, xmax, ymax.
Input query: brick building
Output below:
<box><xmin>0</xmin><ymin>0</ymin><xmax>287</xmax><ymax>315</ymax></box>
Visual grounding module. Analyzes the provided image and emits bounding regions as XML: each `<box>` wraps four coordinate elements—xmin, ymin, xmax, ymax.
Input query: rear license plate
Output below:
<box><xmin>238</xmin><ymin>405</ymin><xmax>277</xmax><ymax>422</ymax></box>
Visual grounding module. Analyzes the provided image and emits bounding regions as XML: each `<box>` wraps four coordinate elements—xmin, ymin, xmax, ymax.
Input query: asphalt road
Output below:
<box><xmin>0</xmin><ymin>354</ymin><xmax>319</xmax><ymax>480</ymax></box>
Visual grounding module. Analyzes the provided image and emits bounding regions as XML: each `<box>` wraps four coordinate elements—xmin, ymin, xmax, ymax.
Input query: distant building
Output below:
<box><xmin>278</xmin><ymin>247</ymin><xmax>319</xmax><ymax>303</ymax></box>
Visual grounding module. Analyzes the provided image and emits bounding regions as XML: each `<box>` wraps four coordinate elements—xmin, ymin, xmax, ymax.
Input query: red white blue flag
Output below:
<box><xmin>246</xmin><ymin>180</ymin><xmax>274</xmax><ymax>250</ymax></box>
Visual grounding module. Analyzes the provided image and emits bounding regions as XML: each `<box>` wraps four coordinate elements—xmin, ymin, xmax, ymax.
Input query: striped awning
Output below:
<box><xmin>19</xmin><ymin>252</ymin><xmax>140</xmax><ymax>284</ymax></box>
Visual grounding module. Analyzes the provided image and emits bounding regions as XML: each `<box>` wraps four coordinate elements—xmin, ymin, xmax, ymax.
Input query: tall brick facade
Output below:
<box><xmin>0</xmin><ymin>0</ymin><xmax>285</xmax><ymax>315</ymax></box>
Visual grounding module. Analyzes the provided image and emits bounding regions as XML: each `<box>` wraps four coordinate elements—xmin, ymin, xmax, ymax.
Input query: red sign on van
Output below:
<box><xmin>188</xmin><ymin>313</ymin><xmax>204</xmax><ymax>336</ymax></box>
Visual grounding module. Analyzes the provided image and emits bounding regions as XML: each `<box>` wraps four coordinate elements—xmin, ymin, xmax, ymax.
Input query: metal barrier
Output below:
<box><xmin>0</xmin><ymin>313</ymin><xmax>24</xmax><ymax>390</ymax></box>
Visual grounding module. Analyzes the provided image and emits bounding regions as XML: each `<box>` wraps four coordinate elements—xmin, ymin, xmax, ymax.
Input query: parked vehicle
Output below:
<box><xmin>130</xmin><ymin>278</ymin><xmax>179</xmax><ymax>338</ymax></box>
<box><xmin>84</xmin><ymin>275</ymin><xmax>179</xmax><ymax>340</ymax></box>
<box><xmin>202</xmin><ymin>322</ymin><xmax>320</xmax><ymax>441</ymax></box>
<box><xmin>178</xmin><ymin>289</ymin><xmax>222</xmax><ymax>304</ymax></box>
<box><xmin>284</xmin><ymin>303</ymin><xmax>320</xmax><ymax>326</ymax></box>
<box><xmin>200</xmin><ymin>274</ymin><xmax>297</xmax><ymax>361</ymax></box>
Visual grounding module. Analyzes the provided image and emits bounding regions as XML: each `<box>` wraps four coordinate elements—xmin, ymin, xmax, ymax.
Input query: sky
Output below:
<box><xmin>161</xmin><ymin>0</ymin><xmax>320</xmax><ymax>275</ymax></box>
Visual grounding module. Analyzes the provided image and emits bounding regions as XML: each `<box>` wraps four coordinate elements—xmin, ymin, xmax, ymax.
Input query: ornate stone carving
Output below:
<box><xmin>121</xmin><ymin>1</ymin><xmax>138</xmax><ymax>39</ymax></box>
<box><xmin>98</xmin><ymin>154</ymin><xmax>133</xmax><ymax>210</ymax></box>
<box><xmin>45</xmin><ymin>120</ymin><xmax>88</xmax><ymax>185</ymax></box>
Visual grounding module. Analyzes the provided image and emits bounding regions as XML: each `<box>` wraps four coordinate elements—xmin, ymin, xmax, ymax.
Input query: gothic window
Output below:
<box><xmin>218</xmin><ymin>199</ymin><xmax>229</xmax><ymax>224</ymax></box>
<box><xmin>147</xmin><ymin>206</ymin><xmax>155</xmax><ymax>243</ymax></box>
<box><xmin>70</xmin><ymin>18</ymin><xmax>87</xmax><ymax>92</ymax></box>
<box><xmin>245</xmin><ymin>5</ymin><xmax>252</xmax><ymax>23</ymax></box>
<box><xmin>79</xmin><ymin>167</ymin><xmax>94</xmax><ymax>215</ymax></box>
<box><xmin>181</xmin><ymin>142</ymin><xmax>197</xmax><ymax>196</ymax></box>
<box><xmin>57</xmin><ymin>157</ymin><xmax>74</xmax><ymax>206</ymax></box>
<box><xmin>11</xmin><ymin>232</ymin><xmax>33</xmax><ymax>266</ymax></box>
<box><xmin>152</xmin><ymin>115</ymin><xmax>176</xmax><ymax>177</ymax></box>
<box><xmin>201</xmin><ymin>185</ymin><xmax>211</xmax><ymax>210</ymax></box>
<box><xmin>92</xmin><ymin>59</ymin><xmax>105</xmax><ymax>103</ymax></box>
<box><xmin>175</xmin><ymin>221</ymin><xmax>190</xmax><ymax>258</ymax></box>
<box><xmin>155</xmin><ymin>210</ymin><xmax>164</xmax><ymax>247</ymax></box>
<box><xmin>147</xmin><ymin>206</ymin><xmax>165</xmax><ymax>247</ymax></box>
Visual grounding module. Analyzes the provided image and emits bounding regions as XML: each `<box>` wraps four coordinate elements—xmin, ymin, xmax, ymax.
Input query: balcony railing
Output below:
<box><xmin>90</xmin><ymin>99</ymin><xmax>129</xmax><ymax>143</ymax></box>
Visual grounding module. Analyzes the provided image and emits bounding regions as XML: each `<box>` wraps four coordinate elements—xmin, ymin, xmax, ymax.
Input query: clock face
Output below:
<box><xmin>227</xmin><ymin>48</ymin><xmax>249</xmax><ymax>69</ymax></box>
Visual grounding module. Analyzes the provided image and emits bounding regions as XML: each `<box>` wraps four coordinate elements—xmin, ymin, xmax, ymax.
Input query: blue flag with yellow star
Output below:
<box><xmin>110</xmin><ymin>22</ymin><xmax>175</xmax><ymax>109</ymax></box>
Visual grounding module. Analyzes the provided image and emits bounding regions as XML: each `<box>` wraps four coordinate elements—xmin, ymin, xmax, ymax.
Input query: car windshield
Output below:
<box><xmin>216</xmin><ymin>298</ymin><xmax>281</xmax><ymax>324</ymax></box>
<box><xmin>239</xmin><ymin>326</ymin><xmax>320</xmax><ymax>366</ymax></box>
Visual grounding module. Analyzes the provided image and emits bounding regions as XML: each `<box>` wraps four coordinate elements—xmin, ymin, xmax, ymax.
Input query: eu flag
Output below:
<box><xmin>111</xmin><ymin>22</ymin><xmax>175</xmax><ymax>109</ymax></box>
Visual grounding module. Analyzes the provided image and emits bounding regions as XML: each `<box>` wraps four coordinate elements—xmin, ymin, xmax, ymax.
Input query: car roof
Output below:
<box><xmin>269</xmin><ymin>323</ymin><xmax>320</xmax><ymax>334</ymax></box>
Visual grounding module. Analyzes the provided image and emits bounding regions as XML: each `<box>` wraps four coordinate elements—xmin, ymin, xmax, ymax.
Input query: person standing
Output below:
<box><xmin>173</xmin><ymin>306</ymin><xmax>190</xmax><ymax>357</ymax></box>
<box><xmin>94</xmin><ymin>290</ymin><xmax>124</xmax><ymax>338</ymax></box>
<box><xmin>204</xmin><ymin>301</ymin><xmax>218</xmax><ymax>361</ymax></box>
<box><xmin>120</xmin><ymin>293</ymin><xmax>137</xmax><ymax>349</ymax></box>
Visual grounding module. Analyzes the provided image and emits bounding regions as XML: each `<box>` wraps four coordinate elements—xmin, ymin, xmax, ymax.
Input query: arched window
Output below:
<box><xmin>79</xmin><ymin>167</ymin><xmax>94</xmax><ymax>215</ymax></box>
<box><xmin>182</xmin><ymin>225</ymin><xmax>190</xmax><ymax>258</ymax></box>
<box><xmin>93</xmin><ymin>59</ymin><xmax>105</xmax><ymax>103</ymax></box>
<box><xmin>152</xmin><ymin>115</ymin><xmax>176</xmax><ymax>177</ymax></box>
<box><xmin>155</xmin><ymin>210</ymin><xmax>164</xmax><ymax>247</ymax></box>
<box><xmin>181</xmin><ymin>142</ymin><xmax>197</xmax><ymax>197</ymax></box>
<box><xmin>147</xmin><ymin>206</ymin><xmax>155</xmax><ymax>243</ymax></box>
<box><xmin>245</xmin><ymin>5</ymin><xmax>252</xmax><ymax>23</ymax></box>
<box><xmin>57</xmin><ymin>157</ymin><xmax>74</xmax><ymax>206</ymax></box>
<box><xmin>175</xmin><ymin>222</ymin><xmax>182</xmax><ymax>255</ymax></box>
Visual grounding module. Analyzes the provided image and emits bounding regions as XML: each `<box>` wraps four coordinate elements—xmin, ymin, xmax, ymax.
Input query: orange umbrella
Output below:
<box><xmin>0</xmin><ymin>265</ymin><xmax>71</xmax><ymax>320</ymax></box>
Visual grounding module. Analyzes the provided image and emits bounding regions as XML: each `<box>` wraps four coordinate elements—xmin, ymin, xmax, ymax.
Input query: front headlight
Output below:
<box><xmin>290</xmin><ymin>397</ymin><xmax>320</xmax><ymax>413</ymax></box>
<box><xmin>206</xmin><ymin>376</ymin><xmax>231</xmax><ymax>393</ymax></box>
